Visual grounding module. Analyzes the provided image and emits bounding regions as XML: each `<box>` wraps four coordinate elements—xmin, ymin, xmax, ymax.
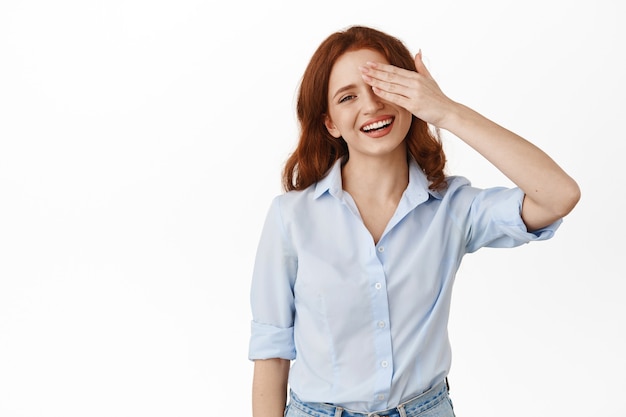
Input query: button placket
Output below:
<box><xmin>368</xmin><ymin>240</ymin><xmax>392</xmax><ymax>410</ymax></box>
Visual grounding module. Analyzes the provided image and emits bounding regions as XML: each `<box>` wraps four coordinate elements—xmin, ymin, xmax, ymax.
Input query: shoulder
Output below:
<box><xmin>442</xmin><ymin>175</ymin><xmax>471</xmax><ymax>191</ymax></box>
<box><xmin>436</xmin><ymin>175</ymin><xmax>478</xmax><ymax>201</ymax></box>
<box><xmin>276</xmin><ymin>184</ymin><xmax>317</xmax><ymax>205</ymax></box>
<box><xmin>270</xmin><ymin>184</ymin><xmax>319</xmax><ymax>218</ymax></box>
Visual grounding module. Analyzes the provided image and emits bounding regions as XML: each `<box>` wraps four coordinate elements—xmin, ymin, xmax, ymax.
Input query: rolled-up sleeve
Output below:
<box><xmin>249</xmin><ymin>322</ymin><xmax>296</xmax><ymax>360</ymax></box>
<box><xmin>465</xmin><ymin>186</ymin><xmax>562</xmax><ymax>253</ymax></box>
<box><xmin>248</xmin><ymin>196</ymin><xmax>298</xmax><ymax>361</ymax></box>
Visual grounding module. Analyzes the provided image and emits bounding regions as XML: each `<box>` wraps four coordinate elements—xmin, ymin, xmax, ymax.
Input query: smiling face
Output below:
<box><xmin>324</xmin><ymin>48</ymin><xmax>413</xmax><ymax>162</ymax></box>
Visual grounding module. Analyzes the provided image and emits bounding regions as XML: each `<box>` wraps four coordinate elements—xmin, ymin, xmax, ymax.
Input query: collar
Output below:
<box><xmin>313</xmin><ymin>157</ymin><xmax>443</xmax><ymax>202</ymax></box>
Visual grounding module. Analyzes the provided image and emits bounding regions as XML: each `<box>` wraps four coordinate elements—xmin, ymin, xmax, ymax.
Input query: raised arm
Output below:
<box><xmin>359</xmin><ymin>52</ymin><xmax>580</xmax><ymax>231</ymax></box>
<box><xmin>433</xmin><ymin>99</ymin><xmax>579</xmax><ymax>231</ymax></box>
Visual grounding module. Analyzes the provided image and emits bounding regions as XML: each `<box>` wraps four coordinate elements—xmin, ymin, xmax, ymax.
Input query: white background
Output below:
<box><xmin>1</xmin><ymin>0</ymin><xmax>624</xmax><ymax>416</ymax></box>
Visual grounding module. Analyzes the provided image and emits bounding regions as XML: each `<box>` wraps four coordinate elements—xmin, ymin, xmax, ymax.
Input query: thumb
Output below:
<box><xmin>414</xmin><ymin>49</ymin><xmax>433</xmax><ymax>79</ymax></box>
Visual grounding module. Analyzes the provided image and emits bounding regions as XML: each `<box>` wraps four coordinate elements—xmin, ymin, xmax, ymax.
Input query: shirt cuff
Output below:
<box><xmin>492</xmin><ymin>187</ymin><xmax>562</xmax><ymax>242</ymax></box>
<box><xmin>248</xmin><ymin>321</ymin><xmax>296</xmax><ymax>361</ymax></box>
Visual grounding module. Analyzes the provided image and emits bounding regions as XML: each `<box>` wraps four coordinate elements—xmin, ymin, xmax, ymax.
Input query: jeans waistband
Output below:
<box><xmin>289</xmin><ymin>378</ymin><xmax>450</xmax><ymax>417</ymax></box>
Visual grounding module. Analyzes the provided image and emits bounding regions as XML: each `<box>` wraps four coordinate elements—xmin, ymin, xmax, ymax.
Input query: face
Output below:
<box><xmin>325</xmin><ymin>48</ymin><xmax>412</xmax><ymax>161</ymax></box>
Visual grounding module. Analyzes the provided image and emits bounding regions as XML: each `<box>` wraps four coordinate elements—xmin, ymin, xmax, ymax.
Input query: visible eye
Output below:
<box><xmin>339</xmin><ymin>94</ymin><xmax>356</xmax><ymax>104</ymax></box>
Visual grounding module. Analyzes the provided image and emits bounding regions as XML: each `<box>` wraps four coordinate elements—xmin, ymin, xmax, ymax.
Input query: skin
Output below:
<box><xmin>252</xmin><ymin>47</ymin><xmax>580</xmax><ymax>417</ymax></box>
<box><xmin>324</xmin><ymin>49</ymin><xmax>414</xmax><ymax>243</ymax></box>
<box><xmin>252</xmin><ymin>358</ymin><xmax>289</xmax><ymax>417</ymax></box>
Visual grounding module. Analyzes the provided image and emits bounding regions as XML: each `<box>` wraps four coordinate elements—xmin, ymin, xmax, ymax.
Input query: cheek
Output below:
<box><xmin>328</xmin><ymin>111</ymin><xmax>350</xmax><ymax>130</ymax></box>
<box><xmin>398</xmin><ymin>111</ymin><xmax>413</xmax><ymax>134</ymax></box>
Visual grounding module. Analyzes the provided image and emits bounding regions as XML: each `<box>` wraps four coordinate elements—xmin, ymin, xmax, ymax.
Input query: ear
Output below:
<box><xmin>324</xmin><ymin>115</ymin><xmax>341</xmax><ymax>138</ymax></box>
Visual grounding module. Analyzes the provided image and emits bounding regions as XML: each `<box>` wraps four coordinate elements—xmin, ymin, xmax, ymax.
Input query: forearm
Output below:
<box><xmin>441</xmin><ymin>103</ymin><xmax>580</xmax><ymax>228</ymax></box>
<box><xmin>252</xmin><ymin>358</ymin><xmax>290</xmax><ymax>417</ymax></box>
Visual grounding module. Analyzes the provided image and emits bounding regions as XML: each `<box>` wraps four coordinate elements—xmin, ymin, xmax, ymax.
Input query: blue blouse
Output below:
<box><xmin>249</xmin><ymin>157</ymin><xmax>561</xmax><ymax>412</ymax></box>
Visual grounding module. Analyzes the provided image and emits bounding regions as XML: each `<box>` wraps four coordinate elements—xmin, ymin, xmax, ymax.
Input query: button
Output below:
<box><xmin>377</xmin><ymin>394</ymin><xmax>385</xmax><ymax>400</ymax></box>
<box><xmin>377</xmin><ymin>246</ymin><xmax>385</xmax><ymax>253</ymax></box>
<box><xmin>374</xmin><ymin>283</ymin><xmax>382</xmax><ymax>290</ymax></box>
<box><xmin>381</xmin><ymin>360</ymin><xmax>388</xmax><ymax>368</ymax></box>
<box><xmin>377</xmin><ymin>321</ymin><xmax>385</xmax><ymax>328</ymax></box>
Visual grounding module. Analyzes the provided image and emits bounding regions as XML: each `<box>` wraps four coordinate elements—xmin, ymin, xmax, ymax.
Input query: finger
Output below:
<box><xmin>359</xmin><ymin>67</ymin><xmax>416</xmax><ymax>101</ymax></box>
<box><xmin>371</xmin><ymin>85</ymin><xmax>413</xmax><ymax>110</ymax></box>
<box><xmin>361</xmin><ymin>72</ymin><xmax>412</xmax><ymax>99</ymax></box>
<box><xmin>360</xmin><ymin>61</ymin><xmax>415</xmax><ymax>86</ymax></box>
<box><xmin>414</xmin><ymin>49</ymin><xmax>434</xmax><ymax>80</ymax></box>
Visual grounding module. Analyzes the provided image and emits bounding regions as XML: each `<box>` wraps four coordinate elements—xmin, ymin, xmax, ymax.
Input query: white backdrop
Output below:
<box><xmin>1</xmin><ymin>1</ymin><xmax>624</xmax><ymax>416</ymax></box>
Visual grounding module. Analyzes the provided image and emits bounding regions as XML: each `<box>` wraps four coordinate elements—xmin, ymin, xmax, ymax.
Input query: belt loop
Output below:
<box><xmin>334</xmin><ymin>406</ymin><xmax>343</xmax><ymax>417</ymax></box>
<box><xmin>398</xmin><ymin>404</ymin><xmax>407</xmax><ymax>417</ymax></box>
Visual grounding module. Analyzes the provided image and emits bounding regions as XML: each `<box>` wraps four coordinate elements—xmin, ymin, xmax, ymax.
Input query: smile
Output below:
<box><xmin>361</xmin><ymin>117</ymin><xmax>394</xmax><ymax>132</ymax></box>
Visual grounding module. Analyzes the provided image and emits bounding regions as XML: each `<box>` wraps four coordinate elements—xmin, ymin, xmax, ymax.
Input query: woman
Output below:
<box><xmin>248</xmin><ymin>25</ymin><xmax>580</xmax><ymax>417</ymax></box>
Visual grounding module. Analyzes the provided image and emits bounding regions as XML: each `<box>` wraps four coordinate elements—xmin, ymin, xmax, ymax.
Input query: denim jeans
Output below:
<box><xmin>285</xmin><ymin>379</ymin><xmax>455</xmax><ymax>417</ymax></box>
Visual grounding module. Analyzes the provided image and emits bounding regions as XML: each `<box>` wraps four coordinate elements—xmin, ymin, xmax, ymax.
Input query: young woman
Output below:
<box><xmin>248</xmin><ymin>25</ymin><xmax>580</xmax><ymax>417</ymax></box>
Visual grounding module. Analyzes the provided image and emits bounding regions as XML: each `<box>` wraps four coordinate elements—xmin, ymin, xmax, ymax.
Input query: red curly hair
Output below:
<box><xmin>282</xmin><ymin>25</ymin><xmax>447</xmax><ymax>192</ymax></box>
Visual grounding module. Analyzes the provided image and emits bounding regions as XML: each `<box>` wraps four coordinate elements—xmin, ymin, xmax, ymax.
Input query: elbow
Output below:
<box><xmin>523</xmin><ymin>179</ymin><xmax>580</xmax><ymax>230</ymax></box>
<box><xmin>555</xmin><ymin>179</ymin><xmax>581</xmax><ymax>218</ymax></box>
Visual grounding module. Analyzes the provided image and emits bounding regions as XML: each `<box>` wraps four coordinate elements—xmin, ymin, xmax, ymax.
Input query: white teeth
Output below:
<box><xmin>363</xmin><ymin>118</ymin><xmax>392</xmax><ymax>131</ymax></box>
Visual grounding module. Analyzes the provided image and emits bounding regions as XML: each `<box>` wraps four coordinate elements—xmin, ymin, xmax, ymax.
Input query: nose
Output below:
<box><xmin>362</xmin><ymin>87</ymin><xmax>384</xmax><ymax>114</ymax></box>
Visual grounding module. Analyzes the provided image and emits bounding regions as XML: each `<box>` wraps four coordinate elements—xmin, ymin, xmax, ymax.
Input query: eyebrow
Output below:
<box><xmin>332</xmin><ymin>84</ymin><xmax>357</xmax><ymax>100</ymax></box>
